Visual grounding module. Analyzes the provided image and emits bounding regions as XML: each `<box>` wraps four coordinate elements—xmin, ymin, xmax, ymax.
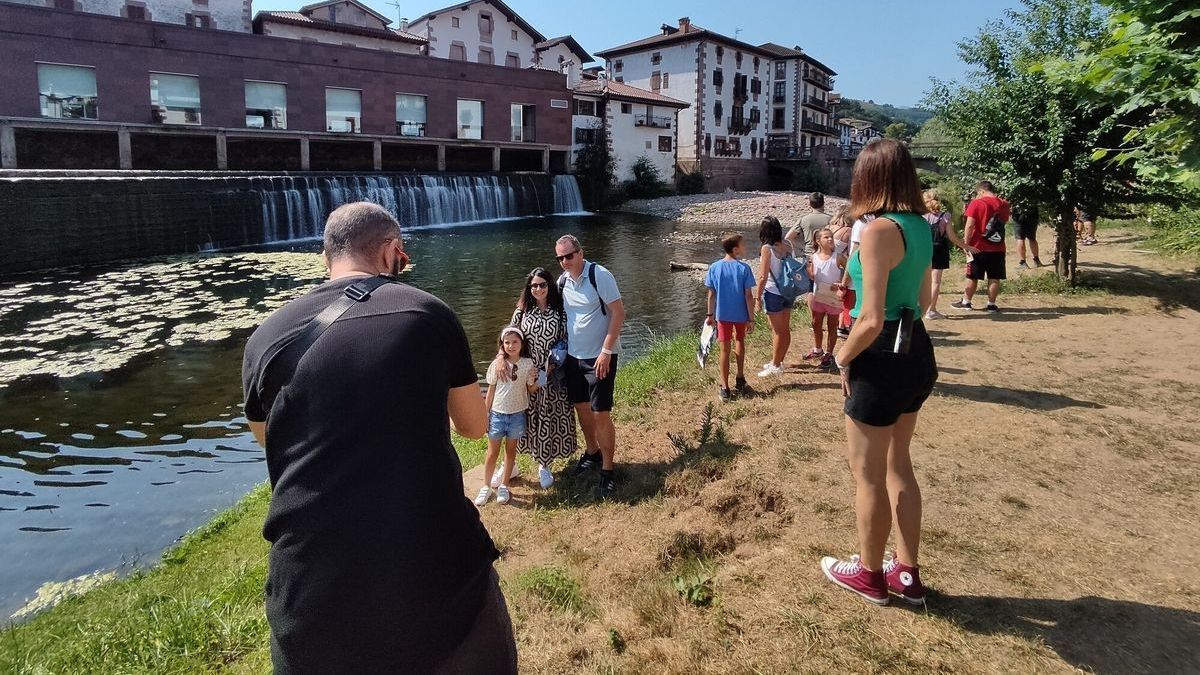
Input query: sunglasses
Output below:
<box><xmin>529</xmin><ymin>282</ymin><xmax>548</xmax><ymax>289</ymax></box>
<box><xmin>556</xmin><ymin>249</ymin><xmax>579</xmax><ymax>262</ymax></box>
<box><xmin>510</xmin><ymin>363</ymin><xmax>519</xmax><ymax>380</ymax></box>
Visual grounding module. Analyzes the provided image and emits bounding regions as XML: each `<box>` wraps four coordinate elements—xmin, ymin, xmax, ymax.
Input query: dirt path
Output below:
<box><xmin>473</xmin><ymin>232</ymin><xmax>1200</xmax><ymax>673</ymax></box>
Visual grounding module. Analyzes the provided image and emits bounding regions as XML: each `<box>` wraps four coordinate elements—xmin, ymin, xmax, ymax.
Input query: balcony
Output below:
<box><xmin>727</xmin><ymin>119</ymin><xmax>757</xmax><ymax>136</ymax></box>
<box><xmin>803</xmin><ymin>70</ymin><xmax>833</xmax><ymax>89</ymax></box>
<box><xmin>733</xmin><ymin>86</ymin><xmax>749</xmax><ymax>104</ymax></box>
<box><xmin>802</xmin><ymin>119</ymin><xmax>837</xmax><ymax>136</ymax></box>
<box><xmin>767</xmin><ymin>145</ymin><xmax>813</xmax><ymax>160</ymax></box>
<box><xmin>802</xmin><ymin>95</ymin><xmax>830</xmax><ymax>114</ymax></box>
<box><xmin>634</xmin><ymin>114</ymin><xmax>671</xmax><ymax>129</ymax></box>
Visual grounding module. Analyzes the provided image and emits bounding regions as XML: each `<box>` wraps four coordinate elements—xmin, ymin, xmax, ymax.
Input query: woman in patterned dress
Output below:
<box><xmin>492</xmin><ymin>267</ymin><xmax>577</xmax><ymax>489</ymax></box>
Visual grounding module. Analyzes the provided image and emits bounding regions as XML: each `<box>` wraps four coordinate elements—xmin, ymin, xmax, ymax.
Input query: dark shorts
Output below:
<box><xmin>763</xmin><ymin>291</ymin><xmax>794</xmax><ymax>314</ymax></box>
<box><xmin>844</xmin><ymin>321</ymin><xmax>938</xmax><ymax>427</ymax></box>
<box><xmin>931</xmin><ymin>241</ymin><xmax>951</xmax><ymax>270</ymax></box>
<box><xmin>565</xmin><ymin>354</ymin><xmax>617</xmax><ymax>412</ymax></box>
<box><xmin>1014</xmin><ymin>221</ymin><xmax>1038</xmax><ymax>241</ymax></box>
<box><xmin>966</xmin><ymin>251</ymin><xmax>1006</xmax><ymax>280</ymax></box>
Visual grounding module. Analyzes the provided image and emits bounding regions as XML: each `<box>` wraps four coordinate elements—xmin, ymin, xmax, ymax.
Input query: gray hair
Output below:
<box><xmin>556</xmin><ymin>234</ymin><xmax>581</xmax><ymax>252</ymax></box>
<box><xmin>323</xmin><ymin>202</ymin><xmax>401</xmax><ymax>261</ymax></box>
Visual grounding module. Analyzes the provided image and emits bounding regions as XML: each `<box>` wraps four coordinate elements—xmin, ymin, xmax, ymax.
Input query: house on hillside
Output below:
<box><xmin>254</xmin><ymin>0</ymin><xmax>427</xmax><ymax>54</ymax></box>
<box><xmin>571</xmin><ymin>77</ymin><xmax>689</xmax><ymax>183</ymax></box>
<box><xmin>406</xmin><ymin>0</ymin><xmax>591</xmax><ymax>85</ymax></box>
<box><xmin>2</xmin><ymin>0</ymin><xmax>250</xmax><ymax>30</ymax></box>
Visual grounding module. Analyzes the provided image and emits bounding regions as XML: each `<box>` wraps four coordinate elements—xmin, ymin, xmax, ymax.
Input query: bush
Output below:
<box><xmin>624</xmin><ymin>155</ymin><xmax>668</xmax><ymax>199</ymax></box>
<box><xmin>1148</xmin><ymin>199</ymin><xmax>1200</xmax><ymax>254</ymax></box>
<box><xmin>677</xmin><ymin>169</ymin><xmax>706</xmax><ymax>195</ymax></box>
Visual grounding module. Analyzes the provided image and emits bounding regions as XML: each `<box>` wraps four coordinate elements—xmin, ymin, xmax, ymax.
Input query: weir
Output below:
<box><xmin>0</xmin><ymin>172</ymin><xmax>587</xmax><ymax>273</ymax></box>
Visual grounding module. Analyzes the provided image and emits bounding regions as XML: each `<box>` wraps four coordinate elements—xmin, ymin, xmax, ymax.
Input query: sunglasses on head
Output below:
<box><xmin>556</xmin><ymin>249</ymin><xmax>578</xmax><ymax>262</ymax></box>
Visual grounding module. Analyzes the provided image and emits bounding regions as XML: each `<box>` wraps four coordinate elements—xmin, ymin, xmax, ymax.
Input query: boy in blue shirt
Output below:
<box><xmin>705</xmin><ymin>233</ymin><xmax>756</xmax><ymax>401</ymax></box>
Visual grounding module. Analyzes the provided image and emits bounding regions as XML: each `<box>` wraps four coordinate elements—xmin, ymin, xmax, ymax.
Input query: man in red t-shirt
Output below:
<box><xmin>951</xmin><ymin>181</ymin><xmax>1010</xmax><ymax>312</ymax></box>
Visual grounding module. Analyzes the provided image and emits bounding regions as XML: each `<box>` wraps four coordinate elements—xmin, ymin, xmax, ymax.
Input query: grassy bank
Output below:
<box><xmin>0</xmin><ymin>334</ymin><xmax>698</xmax><ymax>674</ymax></box>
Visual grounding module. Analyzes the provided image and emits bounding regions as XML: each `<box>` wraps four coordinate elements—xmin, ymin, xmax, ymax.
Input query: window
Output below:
<box><xmin>713</xmin><ymin>100</ymin><xmax>723</xmax><ymax>123</ymax></box>
<box><xmin>750</xmin><ymin>77</ymin><xmax>761</xmax><ymax>94</ymax></box>
<box><xmin>574</xmin><ymin>127</ymin><xmax>597</xmax><ymax>144</ymax></box>
<box><xmin>184</xmin><ymin>12</ymin><xmax>210</xmax><ymax>28</ymax></box>
<box><xmin>712</xmin><ymin>69</ymin><xmax>723</xmax><ymax>87</ymax></box>
<box><xmin>749</xmin><ymin>107</ymin><xmax>761</xmax><ymax>124</ymax></box>
<box><xmin>614</xmin><ymin>76</ymin><xmax>623</xmax><ymax>83</ymax></box>
<box><xmin>511</xmin><ymin>29</ymin><xmax>518</xmax><ymax>40</ymax></box>
<box><xmin>754</xmin><ymin>56</ymin><xmax>760</xmax><ymax>72</ymax></box>
<box><xmin>449</xmin><ymin>42</ymin><xmax>466</xmax><ymax>61</ymax></box>
<box><xmin>510</xmin><ymin>103</ymin><xmax>535</xmax><ymax>142</ymax></box>
<box><xmin>773</xmin><ymin>81</ymin><xmax>786</xmax><ymax>103</ymax></box>
<box><xmin>651</xmin><ymin>52</ymin><xmax>661</xmax><ymax>65</ymax></box>
<box><xmin>735</xmin><ymin>51</ymin><xmax>742</xmax><ymax>68</ymax></box>
<box><xmin>505</xmin><ymin>52</ymin><xmax>520</xmax><ymax>67</ymax></box>
<box><xmin>325</xmin><ymin>87</ymin><xmax>361</xmax><ymax>133</ymax></box>
<box><xmin>125</xmin><ymin>3</ymin><xmax>147</xmax><ymax>20</ymax></box>
<box><xmin>53</xmin><ymin>0</ymin><xmax>75</xmax><ymax>9</ymax></box>
<box><xmin>478</xmin><ymin>47</ymin><xmax>493</xmax><ymax>64</ymax></box>
<box><xmin>650</xmin><ymin>71</ymin><xmax>661</xmax><ymax>91</ymax></box>
<box><xmin>328</xmin><ymin>5</ymin><xmax>337</xmax><ymax>22</ymax></box>
<box><xmin>613</xmin><ymin>59</ymin><xmax>623</xmax><ymax>72</ymax></box>
<box><xmin>396</xmin><ymin>94</ymin><xmax>426</xmax><ymax>136</ymax></box>
<box><xmin>37</xmin><ymin>63</ymin><xmax>97</xmax><ymax>119</ymax></box>
<box><xmin>576</xmin><ymin>99</ymin><xmax>595</xmax><ymax>116</ymax></box>
<box><xmin>457</xmin><ymin>99</ymin><xmax>483</xmax><ymax>139</ymax></box>
<box><xmin>150</xmin><ymin>73</ymin><xmax>200</xmax><ymax>124</ymax></box>
<box><xmin>775</xmin><ymin>61</ymin><xmax>786</xmax><ymax>79</ymax></box>
<box><xmin>451</xmin><ymin>16</ymin><xmax>460</xmax><ymax>27</ymax></box>
<box><xmin>715</xmin><ymin>46</ymin><xmax>723</xmax><ymax>64</ymax></box>
<box><xmin>658</xmin><ymin>136</ymin><xmax>672</xmax><ymax>152</ymax></box>
<box><xmin>245</xmin><ymin>80</ymin><xmax>286</xmax><ymax>129</ymax></box>
<box><xmin>479</xmin><ymin>13</ymin><xmax>493</xmax><ymax>37</ymax></box>
<box><xmin>620</xmin><ymin>102</ymin><xmax>632</xmax><ymax>114</ymax></box>
<box><xmin>663</xmin><ymin>72</ymin><xmax>669</xmax><ymax>88</ymax></box>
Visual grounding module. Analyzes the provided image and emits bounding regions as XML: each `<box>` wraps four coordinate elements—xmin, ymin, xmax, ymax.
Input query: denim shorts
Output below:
<box><xmin>763</xmin><ymin>291</ymin><xmax>794</xmax><ymax>314</ymax></box>
<box><xmin>487</xmin><ymin>410</ymin><xmax>527</xmax><ymax>441</ymax></box>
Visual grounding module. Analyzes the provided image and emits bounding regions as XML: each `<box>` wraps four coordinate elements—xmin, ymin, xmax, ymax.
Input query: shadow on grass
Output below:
<box><xmin>951</xmin><ymin>306</ymin><xmax>1129</xmax><ymax>321</ymax></box>
<box><xmin>1077</xmin><ymin>260</ymin><xmax>1200</xmax><ymax>314</ymax></box>
<box><xmin>926</xmin><ymin>594</ymin><xmax>1200</xmax><ymax>674</ymax></box>
<box><xmin>934</xmin><ymin>382</ymin><xmax>1102</xmax><ymax>410</ymax></box>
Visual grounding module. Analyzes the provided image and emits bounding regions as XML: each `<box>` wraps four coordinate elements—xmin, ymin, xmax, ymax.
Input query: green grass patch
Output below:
<box><xmin>514</xmin><ymin>566</ymin><xmax>590</xmax><ymax>615</ymax></box>
<box><xmin>614</xmin><ymin>333</ymin><xmax>701</xmax><ymax>409</ymax></box>
<box><xmin>1002</xmin><ymin>270</ymin><xmax>1102</xmax><ymax>296</ymax></box>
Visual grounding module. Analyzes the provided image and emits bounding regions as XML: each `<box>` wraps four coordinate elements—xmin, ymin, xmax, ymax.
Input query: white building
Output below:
<box><xmin>6</xmin><ymin>0</ymin><xmax>250</xmax><ymax>30</ymax></box>
<box><xmin>407</xmin><ymin>0</ymin><xmax>591</xmax><ymax>85</ymax></box>
<box><xmin>254</xmin><ymin>0</ymin><xmax>427</xmax><ymax>54</ymax></box>
<box><xmin>757</xmin><ymin>42</ymin><xmax>838</xmax><ymax>157</ymax></box>
<box><xmin>595</xmin><ymin>18</ymin><xmax>783</xmax><ymax>191</ymax></box>
<box><xmin>571</xmin><ymin>78</ymin><xmax>688</xmax><ymax>183</ymax></box>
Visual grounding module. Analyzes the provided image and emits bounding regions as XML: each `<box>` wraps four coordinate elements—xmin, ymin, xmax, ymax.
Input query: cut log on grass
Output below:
<box><xmin>670</xmin><ymin>261</ymin><xmax>710</xmax><ymax>272</ymax></box>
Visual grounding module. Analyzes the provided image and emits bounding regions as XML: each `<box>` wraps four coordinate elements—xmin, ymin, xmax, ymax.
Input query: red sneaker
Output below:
<box><xmin>820</xmin><ymin>555</ymin><xmax>888</xmax><ymax>605</ymax></box>
<box><xmin>883</xmin><ymin>553</ymin><xmax>927</xmax><ymax>606</ymax></box>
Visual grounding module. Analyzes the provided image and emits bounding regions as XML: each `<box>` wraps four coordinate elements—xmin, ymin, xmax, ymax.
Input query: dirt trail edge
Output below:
<box><xmin>472</xmin><ymin>231</ymin><xmax>1200</xmax><ymax>674</ymax></box>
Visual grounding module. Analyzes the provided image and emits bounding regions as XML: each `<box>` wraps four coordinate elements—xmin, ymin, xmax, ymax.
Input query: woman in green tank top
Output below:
<box><xmin>819</xmin><ymin>139</ymin><xmax>938</xmax><ymax>607</ymax></box>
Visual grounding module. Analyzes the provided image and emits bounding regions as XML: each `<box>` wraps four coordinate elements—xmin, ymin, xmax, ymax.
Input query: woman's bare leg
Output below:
<box><xmin>887</xmin><ymin>412</ymin><xmax>923</xmax><ymax>565</ymax></box>
<box><xmin>845</xmin><ymin>416</ymin><xmax>893</xmax><ymax>571</ymax></box>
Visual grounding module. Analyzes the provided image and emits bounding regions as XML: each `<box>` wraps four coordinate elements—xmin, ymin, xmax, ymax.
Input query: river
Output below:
<box><xmin>0</xmin><ymin>211</ymin><xmax>718</xmax><ymax>618</ymax></box>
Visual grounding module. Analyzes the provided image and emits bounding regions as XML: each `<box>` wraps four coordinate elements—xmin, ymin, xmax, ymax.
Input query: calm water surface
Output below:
<box><xmin>0</xmin><ymin>212</ymin><xmax>719</xmax><ymax>617</ymax></box>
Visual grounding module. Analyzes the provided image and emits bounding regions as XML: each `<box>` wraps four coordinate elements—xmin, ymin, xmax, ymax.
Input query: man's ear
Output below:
<box><xmin>322</xmin><ymin>250</ymin><xmax>331</xmax><ymax>270</ymax></box>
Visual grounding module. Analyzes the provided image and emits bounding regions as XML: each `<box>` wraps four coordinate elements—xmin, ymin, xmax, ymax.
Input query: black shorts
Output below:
<box><xmin>1014</xmin><ymin>221</ymin><xmax>1037</xmax><ymax>241</ymax></box>
<box><xmin>966</xmin><ymin>251</ymin><xmax>1006</xmax><ymax>280</ymax></box>
<box><xmin>565</xmin><ymin>354</ymin><xmax>617</xmax><ymax>412</ymax></box>
<box><xmin>844</xmin><ymin>321</ymin><xmax>938</xmax><ymax>427</ymax></box>
<box><xmin>931</xmin><ymin>241</ymin><xmax>951</xmax><ymax>270</ymax></box>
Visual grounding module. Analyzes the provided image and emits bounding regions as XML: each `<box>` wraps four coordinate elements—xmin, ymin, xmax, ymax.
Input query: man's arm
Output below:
<box><xmin>594</xmin><ymin>298</ymin><xmax>625</xmax><ymax>379</ymax></box>
<box><xmin>963</xmin><ymin>216</ymin><xmax>977</xmax><ymax>251</ymax></box>
<box><xmin>449</xmin><ymin>383</ymin><xmax>487</xmax><ymax>439</ymax></box>
<box><xmin>248</xmin><ymin>420</ymin><xmax>266</xmax><ymax>447</ymax></box>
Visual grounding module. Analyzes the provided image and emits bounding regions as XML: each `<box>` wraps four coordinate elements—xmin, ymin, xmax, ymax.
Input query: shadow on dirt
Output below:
<box><xmin>933</xmin><ymin>382</ymin><xmax>1102</xmax><ymax>410</ymax></box>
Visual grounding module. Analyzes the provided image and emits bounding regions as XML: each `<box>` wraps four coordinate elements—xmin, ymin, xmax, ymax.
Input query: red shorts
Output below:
<box><xmin>716</xmin><ymin>321</ymin><xmax>748</xmax><ymax>341</ymax></box>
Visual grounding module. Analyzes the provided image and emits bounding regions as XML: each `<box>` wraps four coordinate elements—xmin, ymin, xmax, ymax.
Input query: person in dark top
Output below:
<box><xmin>1012</xmin><ymin>202</ymin><xmax>1043</xmax><ymax>269</ymax></box>
<box><xmin>241</xmin><ymin>202</ymin><xmax>514</xmax><ymax>674</ymax></box>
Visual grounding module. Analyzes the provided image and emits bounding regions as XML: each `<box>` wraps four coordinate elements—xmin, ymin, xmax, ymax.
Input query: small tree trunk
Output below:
<box><xmin>1054</xmin><ymin>209</ymin><xmax>1077</xmax><ymax>286</ymax></box>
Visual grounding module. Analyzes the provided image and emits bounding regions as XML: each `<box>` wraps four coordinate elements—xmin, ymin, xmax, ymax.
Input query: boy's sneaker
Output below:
<box><xmin>883</xmin><ymin>553</ymin><xmax>927</xmax><ymax>606</ymax></box>
<box><xmin>925</xmin><ymin>309</ymin><xmax>945</xmax><ymax>320</ymax></box>
<box><xmin>473</xmin><ymin>486</ymin><xmax>492</xmax><ymax>507</ymax></box>
<box><xmin>1017</xmin><ymin>260</ymin><xmax>1029</xmax><ymax>269</ymax></box>
<box><xmin>820</xmin><ymin>554</ymin><xmax>889</xmax><ymax>605</ymax></box>
<box><xmin>802</xmin><ymin>348</ymin><xmax>824</xmax><ymax>361</ymax></box>
<box><xmin>490</xmin><ymin>463</ymin><xmax>519</xmax><ymax>488</ymax></box>
<box><xmin>734</xmin><ymin>376</ymin><xmax>748</xmax><ymax>394</ymax></box>
<box><xmin>538</xmin><ymin>465</ymin><xmax>554</xmax><ymax>489</ymax></box>
<box><xmin>757</xmin><ymin>363</ymin><xmax>783</xmax><ymax>377</ymax></box>
<box><xmin>571</xmin><ymin>452</ymin><xmax>601</xmax><ymax>477</ymax></box>
<box><xmin>986</xmin><ymin>304</ymin><xmax>1000</xmax><ymax>313</ymax></box>
<box><xmin>950</xmin><ymin>299</ymin><xmax>972</xmax><ymax>310</ymax></box>
<box><xmin>496</xmin><ymin>485</ymin><xmax>511</xmax><ymax>505</ymax></box>
<box><xmin>718</xmin><ymin>386</ymin><xmax>731</xmax><ymax>402</ymax></box>
<box><xmin>595</xmin><ymin>471</ymin><xmax>616</xmax><ymax>500</ymax></box>
<box><xmin>837</xmin><ymin>326</ymin><xmax>850</xmax><ymax>338</ymax></box>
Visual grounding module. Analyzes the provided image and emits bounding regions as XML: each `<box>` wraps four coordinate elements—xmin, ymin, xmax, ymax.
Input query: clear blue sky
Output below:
<box><xmin>254</xmin><ymin>0</ymin><xmax>1025</xmax><ymax>107</ymax></box>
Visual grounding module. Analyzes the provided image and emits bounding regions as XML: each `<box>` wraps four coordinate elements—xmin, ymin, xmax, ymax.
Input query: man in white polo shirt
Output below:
<box><xmin>555</xmin><ymin>234</ymin><xmax>626</xmax><ymax>500</ymax></box>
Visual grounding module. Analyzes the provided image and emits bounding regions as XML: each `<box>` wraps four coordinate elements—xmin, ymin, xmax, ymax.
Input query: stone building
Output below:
<box><xmin>758</xmin><ymin>42</ymin><xmax>838</xmax><ymax>157</ymax></box>
<box><xmin>254</xmin><ymin>0</ymin><xmax>427</xmax><ymax>54</ymax></box>
<box><xmin>571</xmin><ymin>77</ymin><xmax>688</xmax><ymax>183</ymax></box>
<box><xmin>2</xmin><ymin>0</ymin><xmax>251</xmax><ymax>31</ymax></box>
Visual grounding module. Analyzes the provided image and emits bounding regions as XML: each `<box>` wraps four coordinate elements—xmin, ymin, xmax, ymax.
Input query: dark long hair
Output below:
<box><xmin>496</xmin><ymin>328</ymin><xmax>532</xmax><ymax>359</ymax></box>
<box><xmin>759</xmin><ymin>216</ymin><xmax>783</xmax><ymax>245</ymax></box>
<box><xmin>516</xmin><ymin>267</ymin><xmax>563</xmax><ymax>313</ymax></box>
<box><xmin>849</xmin><ymin>139</ymin><xmax>928</xmax><ymax>221</ymax></box>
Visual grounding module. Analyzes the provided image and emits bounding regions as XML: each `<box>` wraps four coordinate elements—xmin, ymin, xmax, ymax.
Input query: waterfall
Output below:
<box><xmin>553</xmin><ymin>174</ymin><xmax>586</xmax><ymax>215</ymax></box>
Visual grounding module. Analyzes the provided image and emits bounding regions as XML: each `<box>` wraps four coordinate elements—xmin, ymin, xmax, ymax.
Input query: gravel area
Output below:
<box><xmin>621</xmin><ymin>190</ymin><xmax>849</xmax><ymax>227</ymax></box>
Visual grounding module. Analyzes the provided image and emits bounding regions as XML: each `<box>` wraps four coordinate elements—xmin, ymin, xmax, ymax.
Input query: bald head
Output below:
<box><xmin>323</xmin><ymin>202</ymin><xmax>401</xmax><ymax>262</ymax></box>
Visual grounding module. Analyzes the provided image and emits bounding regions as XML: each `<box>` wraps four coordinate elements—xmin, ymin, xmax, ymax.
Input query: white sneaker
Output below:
<box><xmin>538</xmin><ymin>465</ymin><xmax>554</xmax><ymax>489</ymax></box>
<box><xmin>757</xmin><ymin>363</ymin><xmax>783</xmax><ymax>377</ymax></box>
<box><xmin>496</xmin><ymin>485</ymin><xmax>512</xmax><ymax>504</ymax></box>
<box><xmin>473</xmin><ymin>486</ymin><xmax>492</xmax><ymax>507</ymax></box>
<box><xmin>490</xmin><ymin>463</ymin><xmax>520</xmax><ymax>488</ymax></box>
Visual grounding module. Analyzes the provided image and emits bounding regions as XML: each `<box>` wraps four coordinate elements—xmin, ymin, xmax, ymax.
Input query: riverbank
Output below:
<box><xmin>4</xmin><ymin>230</ymin><xmax>1200</xmax><ymax>673</ymax></box>
<box><xmin>622</xmin><ymin>190</ymin><xmax>849</xmax><ymax>227</ymax></box>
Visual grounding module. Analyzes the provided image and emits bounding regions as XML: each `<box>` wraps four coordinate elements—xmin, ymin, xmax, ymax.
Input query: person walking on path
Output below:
<box><xmin>805</xmin><ymin>228</ymin><xmax>848</xmax><ymax>369</ymax></box>
<box><xmin>705</xmin><ymin>233</ymin><xmax>756</xmax><ymax>401</ymax></box>
<box><xmin>922</xmin><ymin>189</ymin><xmax>972</xmax><ymax>320</ymax></box>
<box><xmin>1076</xmin><ymin>207</ymin><xmax>1099</xmax><ymax>246</ymax></box>
<box><xmin>787</xmin><ymin>191</ymin><xmax>833</xmax><ymax>255</ymax></box>
<box><xmin>476</xmin><ymin>327</ymin><xmax>538</xmax><ymax>507</ymax></box>
<box><xmin>241</xmin><ymin>202</ymin><xmax>515</xmax><ymax>673</ymax></box>
<box><xmin>556</xmin><ymin>235</ymin><xmax>626</xmax><ymax>500</ymax></box>
<box><xmin>755</xmin><ymin>216</ymin><xmax>797</xmax><ymax>377</ymax></box>
<box><xmin>951</xmin><ymin>180</ymin><xmax>1010</xmax><ymax>312</ymax></box>
<box><xmin>822</xmin><ymin>139</ymin><xmax>937</xmax><ymax>607</ymax></box>
<box><xmin>1012</xmin><ymin>202</ymin><xmax>1044</xmax><ymax>268</ymax></box>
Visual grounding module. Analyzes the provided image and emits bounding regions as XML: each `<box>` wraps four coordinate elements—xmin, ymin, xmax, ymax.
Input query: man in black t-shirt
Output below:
<box><xmin>241</xmin><ymin>202</ymin><xmax>514</xmax><ymax>674</ymax></box>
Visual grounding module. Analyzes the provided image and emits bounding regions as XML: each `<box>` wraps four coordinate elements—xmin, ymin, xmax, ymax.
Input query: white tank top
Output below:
<box><xmin>811</xmin><ymin>250</ymin><xmax>842</xmax><ymax>286</ymax></box>
<box><xmin>763</xmin><ymin>241</ymin><xmax>794</xmax><ymax>295</ymax></box>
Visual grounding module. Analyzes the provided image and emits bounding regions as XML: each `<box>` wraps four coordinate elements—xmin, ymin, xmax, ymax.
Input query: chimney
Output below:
<box><xmin>679</xmin><ymin>17</ymin><xmax>691</xmax><ymax>32</ymax></box>
<box><xmin>399</xmin><ymin>17</ymin><xmax>409</xmax><ymax>31</ymax></box>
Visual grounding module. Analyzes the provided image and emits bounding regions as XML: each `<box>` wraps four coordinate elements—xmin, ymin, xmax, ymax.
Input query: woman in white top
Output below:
<box><xmin>754</xmin><ymin>216</ymin><xmax>795</xmax><ymax>377</ymax></box>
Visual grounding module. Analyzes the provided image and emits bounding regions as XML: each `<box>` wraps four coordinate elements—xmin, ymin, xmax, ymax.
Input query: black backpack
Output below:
<box><xmin>557</xmin><ymin>262</ymin><xmax>607</xmax><ymax>316</ymax></box>
<box><xmin>984</xmin><ymin>212</ymin><xmax>1007</xmax><ymax>243</ymax></box>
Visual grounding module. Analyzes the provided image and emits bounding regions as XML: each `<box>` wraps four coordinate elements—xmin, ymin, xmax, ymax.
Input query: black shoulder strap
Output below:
<box><xmin>588</xmin><ymin>262</ymin><xmax>608</xmax><ymax>316</ymax></box>
<box><xmin>256</xmin><ymin>274</ymin><xmax>397</xmax><ymax>403</ymax></box>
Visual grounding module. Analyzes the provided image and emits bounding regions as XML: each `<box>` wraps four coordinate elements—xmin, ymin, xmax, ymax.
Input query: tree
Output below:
<box><xmin>573</xmin><ymin>122</ymin><xmax>615</xmax><ymax>208</ymax></box>
<box><xmin>624</xmin><ymin>155</ymin><xmax>667</xmax><ymax>199</ymax></box>
<box><xmin>1046</xmin><ymin>0</ymin><xmax>1200</xmax><ymax>188</ymax></box>
<box><xmin>925</xmin><ymin>0</ymin><xmax>1141</xmax><ymax>284</ymax></box>
<box><xmin>884</xmin><ymin>121</ymin><xmax>913</xmax><ymax>141</ymax></box>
